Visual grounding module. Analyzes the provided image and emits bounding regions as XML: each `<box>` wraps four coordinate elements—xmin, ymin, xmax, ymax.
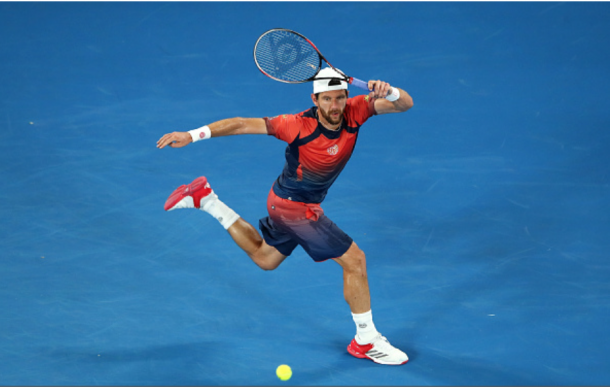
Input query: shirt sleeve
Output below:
<box><xmin>346</xmin><ymin>95</ymin><xmax>377</xmax><ymax>127</ymax></box>
<box><xmin>264</xmin><ymin>113</ymin><xmax>301</xmax><ymax>143</ymax></box>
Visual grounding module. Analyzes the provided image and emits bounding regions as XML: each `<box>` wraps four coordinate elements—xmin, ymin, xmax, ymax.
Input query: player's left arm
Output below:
<box><xmin>367</xmin><ymin>80</ymin><xmax>414</xmax><ymax>115</ymax></box>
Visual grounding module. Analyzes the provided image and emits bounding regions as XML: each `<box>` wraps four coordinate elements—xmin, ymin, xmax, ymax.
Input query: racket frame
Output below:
<box><xmin>253</xmin><ymin>28</ymin><xmax>368</xmax><ymax>91</ymax></box>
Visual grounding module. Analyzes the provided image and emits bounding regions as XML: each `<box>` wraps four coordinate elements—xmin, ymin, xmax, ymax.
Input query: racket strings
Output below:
<box><xmin>255</xmin><ymin>30</ymin><xmax>320</xmax><ymax>82</ymax></box>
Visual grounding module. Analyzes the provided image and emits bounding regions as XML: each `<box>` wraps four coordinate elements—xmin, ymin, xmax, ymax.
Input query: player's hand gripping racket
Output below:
<box><xmin>254</xmin><ymin>28</ymin><xmax>370</xmax><ymax>91</ymax></box>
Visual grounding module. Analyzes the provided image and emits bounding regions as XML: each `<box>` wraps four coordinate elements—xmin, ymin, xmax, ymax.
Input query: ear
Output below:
<box><xmin>311</xmin><ymin>93</ymin><xmax>319</xmax><ymax>107</ymax></box>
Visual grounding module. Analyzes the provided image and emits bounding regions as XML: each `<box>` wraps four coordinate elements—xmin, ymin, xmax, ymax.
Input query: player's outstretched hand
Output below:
<box><xmin>157</xmin><ymin>132</ymin><xmax>192</xmax><ymax>149</ymax></box>
<box><xmin>367</xmin><ymin>80</ymin><xmax>393</xmax><ymax>100</ymax></box>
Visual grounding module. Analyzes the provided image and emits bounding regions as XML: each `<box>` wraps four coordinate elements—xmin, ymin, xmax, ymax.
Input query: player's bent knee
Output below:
<box><xmin>256</xmin><ymin>257</ymin><xmax>280</xmax><ymax>271</ymax></box>
<box><xmin>337</xmin><ymin>243</ymin><xmax>368</xmax><ymax>277</ymax></box>
<box><xmin>251</xmin><ymin>243</ymin><xmax>287</xmax><ymax>271</ymax></box>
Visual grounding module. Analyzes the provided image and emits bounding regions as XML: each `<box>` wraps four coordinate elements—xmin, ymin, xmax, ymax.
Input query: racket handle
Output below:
<box><xmin>349</xmin><ymin>77</ymin><xmax>371</xmax><ymax>92</ymax></box>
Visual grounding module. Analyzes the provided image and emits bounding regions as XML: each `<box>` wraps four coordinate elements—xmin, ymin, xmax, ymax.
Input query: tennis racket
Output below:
<box><xmin>253</xmin><ymin>28</ymin><xmax>370</xmax><ymax>92</ymax></box>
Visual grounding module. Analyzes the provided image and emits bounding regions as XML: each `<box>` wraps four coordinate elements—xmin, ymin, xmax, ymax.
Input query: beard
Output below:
<box><xmin>318</xmin><ymin>106</ymin><xmax>344</xmax><ymax>126</ymax></box>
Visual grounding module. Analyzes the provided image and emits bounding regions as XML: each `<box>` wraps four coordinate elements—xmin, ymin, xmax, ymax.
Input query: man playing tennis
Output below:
<box><xmin>157</xmin><ymin>68</ymin><xmax>413</xmax><ymax>365</ymax></box>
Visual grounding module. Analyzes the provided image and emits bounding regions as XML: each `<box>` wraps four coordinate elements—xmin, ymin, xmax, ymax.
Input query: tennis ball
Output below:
<box><xmin>276</xmin><ymin>364</ymin><xmax>292</xmax><ymax>381</ymax></box>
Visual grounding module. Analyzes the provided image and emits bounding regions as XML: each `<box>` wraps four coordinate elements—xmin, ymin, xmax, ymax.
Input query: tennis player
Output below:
<box><xmin>157</xmin><ymin>68</ymin><xmax>413</xmax><ymax>365</ymax></box>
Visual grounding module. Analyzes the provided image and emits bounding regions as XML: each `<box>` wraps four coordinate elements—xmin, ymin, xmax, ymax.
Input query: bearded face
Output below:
<box><xmin>312</xmin><ymin>90</ymin><xmax>348</xmax><ymax>129</ymax></box>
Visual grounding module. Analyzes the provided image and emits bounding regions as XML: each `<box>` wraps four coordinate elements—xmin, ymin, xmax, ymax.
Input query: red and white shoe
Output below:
<box><xmin>347</xmin><ymin>334</ymin><xmax>409</xmax><ymax>365</ymax></box>
<box><xmin>164</xmin><ymin>176</ymin><xmax>217</xmax><ymax>211</ymax></box>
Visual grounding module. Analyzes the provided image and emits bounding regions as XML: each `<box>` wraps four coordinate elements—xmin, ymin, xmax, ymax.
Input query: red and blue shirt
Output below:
<box><xmin>264</xmin><ymin>95</ymin><xmax>376</xmax><ymax>204</ymax></box>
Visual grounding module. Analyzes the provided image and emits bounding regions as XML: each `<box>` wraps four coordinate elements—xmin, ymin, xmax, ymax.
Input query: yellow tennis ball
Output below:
<box><xmin>276</xmin><ymin>364</ymin><xmax>292</xmax><ymax>381</ymax></box>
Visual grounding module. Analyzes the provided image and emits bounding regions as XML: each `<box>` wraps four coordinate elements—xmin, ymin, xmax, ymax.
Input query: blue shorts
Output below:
<box><xmin>258</xmin><ymin>188</ymin><xmax>353</xmax><ymax>262</ymax></box>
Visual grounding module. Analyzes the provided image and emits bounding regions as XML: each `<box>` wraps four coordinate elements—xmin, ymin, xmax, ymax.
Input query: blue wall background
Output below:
<box><xmin>1</xmin><ymin>2</ymin><xmax>609</xmax><ymax>385</ymax></box>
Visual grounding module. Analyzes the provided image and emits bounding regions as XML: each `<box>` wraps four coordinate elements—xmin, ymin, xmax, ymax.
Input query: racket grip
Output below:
<box><xmin>349</xmin><ymin>77</ymin><xmax>371</xmax><ymax>92</ymax></box>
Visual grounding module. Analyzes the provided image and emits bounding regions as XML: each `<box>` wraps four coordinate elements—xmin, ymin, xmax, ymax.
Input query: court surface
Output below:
<box><xmin>1</xmin><ymin>2</ymin><xmax>609</xmax><ymax>386</ymax></box>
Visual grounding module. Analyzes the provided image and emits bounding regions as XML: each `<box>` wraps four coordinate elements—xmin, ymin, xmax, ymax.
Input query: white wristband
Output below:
<box><xmin>188</xmin><ymin>125</ymin><xmax>211</xmax><ymax>142</ymax></box>
<box><xmin>385</xmin><ymin>87</ymin><xmax>400</xmax><ymax>102</ymax></box>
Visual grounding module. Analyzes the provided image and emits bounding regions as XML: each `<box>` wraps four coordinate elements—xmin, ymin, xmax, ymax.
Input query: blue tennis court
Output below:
<box><xmin>1</xmin><ymin>2</ymin><xmax>609</xmax><ymax>385</ymax></box>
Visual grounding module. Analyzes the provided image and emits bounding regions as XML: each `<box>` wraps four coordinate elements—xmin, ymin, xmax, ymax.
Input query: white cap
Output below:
<box><xmin>313</xmin><ymin>67</ymin><xmax>348</xmax><ymax>94</ymax></box>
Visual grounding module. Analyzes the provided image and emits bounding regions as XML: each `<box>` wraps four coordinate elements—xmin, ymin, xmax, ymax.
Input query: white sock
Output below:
<box><xmin>352</xmin><ymin>310</ymin><xmax>380</xmax><ymax>344</ymax></box>
<box><xmin>200</xmin><ymin>196</ymin><xmax>240</xmax><ymax>230</ymax></box>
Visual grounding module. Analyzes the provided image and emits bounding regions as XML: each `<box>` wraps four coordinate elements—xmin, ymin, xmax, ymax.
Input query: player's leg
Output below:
<box><xmin>334</xmin><ymin>243</ymin><xmax>409</xmax><ymax>365</ymax></box>
<box><xmin>164</xmin><ymin>176</ymin><xmax>288</xmax><ymax>271</ymax></box>
<box><xmin>332</xmin><ymin>242</ymin><xmax>370</xmax><ymax>313</ymax></box>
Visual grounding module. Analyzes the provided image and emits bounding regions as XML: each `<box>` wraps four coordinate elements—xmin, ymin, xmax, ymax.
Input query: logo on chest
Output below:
<box><xmin>327</xmin><ymin>144</ymin><xmax>339</xmax><ymax>155</ymax></box>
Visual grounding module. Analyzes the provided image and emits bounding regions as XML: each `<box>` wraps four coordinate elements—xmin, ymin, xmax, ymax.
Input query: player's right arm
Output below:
<box><xmin>156</xmin><ymin>117</ymin><xmax>267</xmax><ymax>149</ymax></box>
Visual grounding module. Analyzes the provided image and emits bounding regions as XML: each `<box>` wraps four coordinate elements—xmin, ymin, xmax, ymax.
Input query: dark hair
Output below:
<box><xmin>314</xmin><ymin>89</ymin><xmax>348</xmax><ymax>100</ymax></box>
